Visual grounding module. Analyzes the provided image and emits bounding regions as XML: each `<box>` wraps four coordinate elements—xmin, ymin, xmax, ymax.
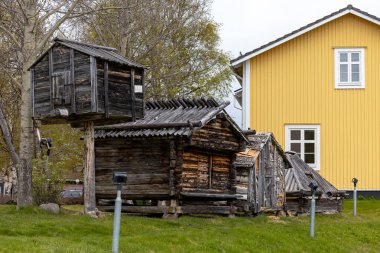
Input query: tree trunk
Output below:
<box><xmin>0</xmin><ymin>103</ymin><xmax>20</xmax><ymax>165</ymax></box>
<box><xmin>83</xmin><ymin>121</ymin><xmax>96</xmax><ymax>212</ymax></box>
<box><xmin>17</xmin><ymin>2</ymin><xmax>37</xmax><ymax>208</ymax></box>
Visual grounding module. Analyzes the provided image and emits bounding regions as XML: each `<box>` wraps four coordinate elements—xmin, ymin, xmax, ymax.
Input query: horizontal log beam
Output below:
<box><xmin>180</xmin><ymin>192</ymin><xmax>239</xmax><ymax>199</ymax></box>
<box><xmin>96</xmin><ymin>121</ymin><xmax>202</xmax><ymax>130</ymax></box>
<box><xmin>98</xmin><ymin>205</ymin><xmax>169</xmax><ymax>214</ymax></box>
<box><xmin>178</xmin><ymin>205</ymin><xmax>236</xmax><ymax>215</ymax></box>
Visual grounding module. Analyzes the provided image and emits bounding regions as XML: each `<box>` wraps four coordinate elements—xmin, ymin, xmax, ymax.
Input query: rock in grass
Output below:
<box><xmin>39</xmin><ymin>203</ymin><xmax>60</xmax><ymax>214</ymax></box>
<box><xmin>86</xmin><ymin>208</ymin><xmax>106</xmax><ymax>219</ymax></box>
<box><xmin>276</xmin><ymin>210</ymin><xmax>286</xmax><ymax>217</ymax></box>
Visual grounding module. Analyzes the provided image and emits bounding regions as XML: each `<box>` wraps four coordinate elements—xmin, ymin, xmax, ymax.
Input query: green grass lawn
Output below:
<box><xmin>0</xmin><ymin>200</ymin><xmax>379</xmax><ymax>253</ymax></box>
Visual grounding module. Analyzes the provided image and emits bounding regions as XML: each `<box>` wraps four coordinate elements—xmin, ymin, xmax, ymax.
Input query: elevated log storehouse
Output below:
<box><xmin>235</xmin><ymin>132</ymin><xmax>290</xmax><ymax>214</ymax></box>
<box><xmin>285</xmin><ymin>152</ymin><xmax>345</xmax><ymax>214</ymax></box>
<box><xmin>29</xmin><ymin>37</ymin><xmax>145</xmax><ymax>213</ymax></box>
<box><xmin>94</xmin><ymin>98</ymin><xmax>249</xmax><ymax>216</ymax></box>
<box><xmin>29</xmin><ymin>37</ymin><xmax>144</xmax><ymax>127</ymax></box>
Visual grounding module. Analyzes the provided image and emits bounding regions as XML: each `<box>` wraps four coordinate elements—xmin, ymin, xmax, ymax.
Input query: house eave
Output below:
<box><xmin>231</xmin><ymin>6</ymin><xmax>380</xmax><ymax>66</ymax></box>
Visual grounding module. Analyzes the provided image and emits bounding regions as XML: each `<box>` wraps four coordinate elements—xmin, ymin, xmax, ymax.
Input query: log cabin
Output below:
<box><xmin>285</xmin><ymin>152</ymin><xmax>345</xmax><ymax>214</ymax></box>
<box><xmin>235</xmin><ymin>132</ymin><xmax>290</xmax><ymax>215</ymax></box>
<box><xmin>29</xmin><ymin>37</ymin><xmax>145</xmax><ymax>127</ymax></box>
<box><xmin>94</xmin><ymin>98</ymin><xmax>249</xmax><ymax>216</ymax></box>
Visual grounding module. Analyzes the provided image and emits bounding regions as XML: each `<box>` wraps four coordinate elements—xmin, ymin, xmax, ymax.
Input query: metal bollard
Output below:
<box><xmin>352</xmin><ymin>178</ymin><xmax>358</xmax><ymax>216</ymax></box>
<box><xmin>308</xmin><ymin>181</ymin><xmax>318</xmax><ymax>238</ymax></box>
<box><xmin>112</xmin><ymin>185</ymin><xmax>122</xmax><ymax>253</ymax></box>
<box><xmin>310</xmin><ymin>192</ymin><xmax>316</xmax><ymax>237</ymax></box>
<box><xmin>112</xmin><ymin>172</ymin><xmax>128</xmax><ymax>253</ymax></box>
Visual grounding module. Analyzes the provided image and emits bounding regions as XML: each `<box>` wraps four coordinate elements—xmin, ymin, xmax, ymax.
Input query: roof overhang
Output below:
<box><xmin>231</xmin><ymin>5</ymin><xmax>380</xmax><ymax>67</ymax></box>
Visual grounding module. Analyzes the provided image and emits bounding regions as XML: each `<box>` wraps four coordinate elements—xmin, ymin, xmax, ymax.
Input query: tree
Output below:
<box><xmin>0</xmin><ymin>0</ymin><xmax>232</xmax><ymax>208</ymax></box>
<box><xmin>0</xmin><ymin>0</ymin><xmax>83</xmax><ymax>207</ymax></box>
<box><xmin>84</xmin><ymin>0</ymin><xmax>232</xmax><ymax>99</ymax></box>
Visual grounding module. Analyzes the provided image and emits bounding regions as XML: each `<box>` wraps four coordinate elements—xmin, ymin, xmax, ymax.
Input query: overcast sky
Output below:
<box><xmin>210</xmin><ymin>0</ymin><xmax>380</xmax><ymax>127</ymax></box>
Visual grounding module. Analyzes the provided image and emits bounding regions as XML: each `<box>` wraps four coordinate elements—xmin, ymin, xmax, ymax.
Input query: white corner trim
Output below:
<box><xmin>242</xmin><ymin>60</ymin><xmax>251</xmax><ymax>130</ymax></box>
<box><xmin>231</xmin><ymin>9</ymin><xmax>380</xmax><ymax>66</ymax></box>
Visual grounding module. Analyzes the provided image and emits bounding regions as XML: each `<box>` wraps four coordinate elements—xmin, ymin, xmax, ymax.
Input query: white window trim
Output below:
<box><xmin>285</xmin><ymin>125</ymin><xmax>320</xmax><ymax>170</ymax></box>
<box><xmin>334</xmin><ymin>48</ymin><xmax>365</xmax><ymax>89</ymax></box>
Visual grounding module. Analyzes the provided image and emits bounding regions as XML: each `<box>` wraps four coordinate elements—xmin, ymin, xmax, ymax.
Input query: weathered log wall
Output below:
<box><xmin>95</xmin><ymin>61</ymin><xmax>144</xmax><ymax>119</ymax></box>
<box><xmin>32</xmin><ymin>43</ymin><xmax>144</xmax><ymax>124</ymax></box>
<box><xmin>285</xmin><ymin>196</ymin><xmax>343</xmax><ymax>213</ymax></box>
<box><xmin>190</xmin><ymin>118</ymin><xmax>242</xmax><ymax>152</ymax></box>
<box><xmin>74</xmin><ymin>49</ymin><xmax>91</xmax><ymax>113</ymax></box>
<box><xmin>181</xmin><ymin>150</ymin><xmax>232</xmax><ymax>193</ymax></box>
<box><xmin>95</xmin><ymin>138</ymin><xmax>172</xmax><ymax>202</ymax></box>
<box><xmin>33</xmin><ymin>54</ymin><xmax>50</xmax><ymax>116</ymax></box>
<box><xmin>236</xmin><ymin>138</ymin><xmax>286</xmax><ymax>214</ymax></box>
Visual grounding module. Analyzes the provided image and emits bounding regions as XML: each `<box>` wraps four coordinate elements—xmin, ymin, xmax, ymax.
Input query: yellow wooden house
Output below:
<box><xmin>231</xmin><ymin>5</ymin><xmax>380</xmax><ymax>194</ymax></box>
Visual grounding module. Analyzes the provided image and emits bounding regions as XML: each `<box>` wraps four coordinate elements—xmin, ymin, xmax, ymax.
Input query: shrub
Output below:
<box><xmin>32</xmin><ymin>159</ymin><xmax>64</xmax><ymax>205</ymax></box>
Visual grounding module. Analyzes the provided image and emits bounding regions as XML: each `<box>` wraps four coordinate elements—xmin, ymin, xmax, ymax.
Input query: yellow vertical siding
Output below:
<box><xmin>250</xmin><ymin>14</ymin><xmax>380</xmax><ymax>190</ymax></box>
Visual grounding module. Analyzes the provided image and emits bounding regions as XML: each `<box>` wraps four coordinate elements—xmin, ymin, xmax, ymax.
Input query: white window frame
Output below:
<box><xmin>334</xmin><ymin>48</ymin><xmax>365</xmax><ymax>89</ymax></box>
<box><xmin>285</xmin><ymin>125</ymin><xmax>320</xmax><ymax>170</ymax></box>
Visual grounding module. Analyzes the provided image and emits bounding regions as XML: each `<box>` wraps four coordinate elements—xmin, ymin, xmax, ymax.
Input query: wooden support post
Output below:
<box><xmin>104</xmin><ymin>62</ymin><xmax>109</xmax><ymax>118</ymax></box>
<box><xmin>169</xmin><ymin>140</ymin><xmax>176</xmax><ymax>196</ymax></box>
<box><xmin>90</xmin><ymin>56</ymin><xmax>98</xmax><ymax>112</ymax></box>
<box><xmin>247</xmin><ymin>165</ymin><xmax>254</xmax><ymax>211</ymax></box>
<box><xmin>30</xmin><ymin>68</ymin><xmax>35</xmax><ymax>118</ymax></box>
<box><xmin>70</xmin><ymin>48</ymin><xmax>76</xmax><ymax>113</ymax></box>
<box><xmin>208</xmin><ymin>156</ymin><xmax>213</xmax><ymax>189</ymax></box>
<box><xmin>83</xmin><ymin>121</ymin><xmax>96</xmax><ymax>213</ymax></box>
<box><xmin>48</xmin><ymin>49</ymin><xmax>54</xmax><ymax>111</ymax></box>
<box><xmin>141</xmin><ymin>70</ymin><xmax>145</xmax><ymax>116</ymax></box>
<box><xmin>258</xmin><ymin>153</ymin><xmax>264</xmax><ymax>211</ymax></box>
<box><xmin>230</xmin><ymin>162</ymin><xmax>237</xmax><ymax>193</ymax></box>
<box><xmin>273</xmin><ymin>147</ymin><xmax>278</xmax><ymax>208</ymax></box>
<box><xmin>130</xmin><ymin>68</ymin><xmax>136</xmax><ymax>121</ymax></box>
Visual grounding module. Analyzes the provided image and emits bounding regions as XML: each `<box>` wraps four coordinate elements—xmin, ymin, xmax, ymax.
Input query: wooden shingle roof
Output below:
<box><xmin>95</xmin><ymin>98</ymin><xmax>249</xmax><ymax>142</ymax></box>
<box><xmin>236</xmin><ymin>132</ymin><xmax>289</xmax><ymax>167</ymax></box>
<box><xmin>285</xmin><ymin>152</ymin><xmax>345</xmax><ymax>197</ymax></box>
<box><xmin>29</xmin><ymin>37</ymin><xmax>144</xmax><ymax>69</ymax></box>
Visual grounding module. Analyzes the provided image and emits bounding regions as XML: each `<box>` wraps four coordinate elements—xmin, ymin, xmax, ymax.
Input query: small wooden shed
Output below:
<box><xmin>235</xmin><ymin>132</ymin><xmax>290</xmax><ymax>214</ymax></box>
<box><xmin>94</xmin><ymin>98</ymin><xmax>249</xmax><ymax>216</ymax></box>
<box><xmin>285</xmin><ymin>152</ymin><xmax>345</xmax><ymax>214</ymax></box>
<box><xmin>29</xmin><ymin>37</ymin><xmax>145</xmax><ymax>127</ymax></box>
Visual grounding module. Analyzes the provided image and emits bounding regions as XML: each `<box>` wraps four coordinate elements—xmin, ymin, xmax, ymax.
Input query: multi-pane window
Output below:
<box><xmin>285</xmin><ymin>125</ymin><xmax>320</xmax><ymax>169</ymax></box>
<box><xmin>334</xmin><ymin>48</ymin><xmax>365</xmax><ymax>88</ymax></box>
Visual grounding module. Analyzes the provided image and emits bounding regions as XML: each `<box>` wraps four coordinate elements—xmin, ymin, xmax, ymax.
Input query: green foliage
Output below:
<box><xmin>39</xmin><ymin>124</ymin><xmax>83</xmax><ymax>173</ymax></box>
<box><xmin>32</xmin><ymin>159</ymin><xmax>64</xmax><ymax>205</ymax></box>
<box><xmin>0</xmin><ymin>200</ymin><xmax>379</xmax><ymax>252</ymax></box>
<box><xmin>84</xmin><ymin>0</ymin><xmax>232</xmax><ymax>99</ymax></box>
<box><xmin>31</xmin><ymin>124</ymin><xmax>83</xmax><ymax>205</ymax></box>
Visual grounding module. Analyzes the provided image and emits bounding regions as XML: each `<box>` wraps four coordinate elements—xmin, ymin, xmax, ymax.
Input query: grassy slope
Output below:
<box><xmin>0</xmin><ymin>200</ymin><xmax>379</xmax><ymax>253</ymax></box>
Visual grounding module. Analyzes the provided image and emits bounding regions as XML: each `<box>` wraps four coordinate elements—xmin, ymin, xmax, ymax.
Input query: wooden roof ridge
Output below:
<box><xmin>28</xmin><ymin>37</ymin><xmax>145</xmax><ymax>70</ymax></box>
<box><xmin>243</xmin><ymin>132</ymin><xmax>290</xmax><ymax>166</ymax></box>
<box><xmin>145</xmin><ymin>97</ymin><xmax>226</xmax><ymax>110</ymax></box>
<box><xmin>53</xmin><ymin>37</ymin><xmax>118</xmax><ymax>51</ymax></box>
<box><xmin>94</xmin><ymin>98</ymin><xmax>250</xmax><ymax>144</ymax></box>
